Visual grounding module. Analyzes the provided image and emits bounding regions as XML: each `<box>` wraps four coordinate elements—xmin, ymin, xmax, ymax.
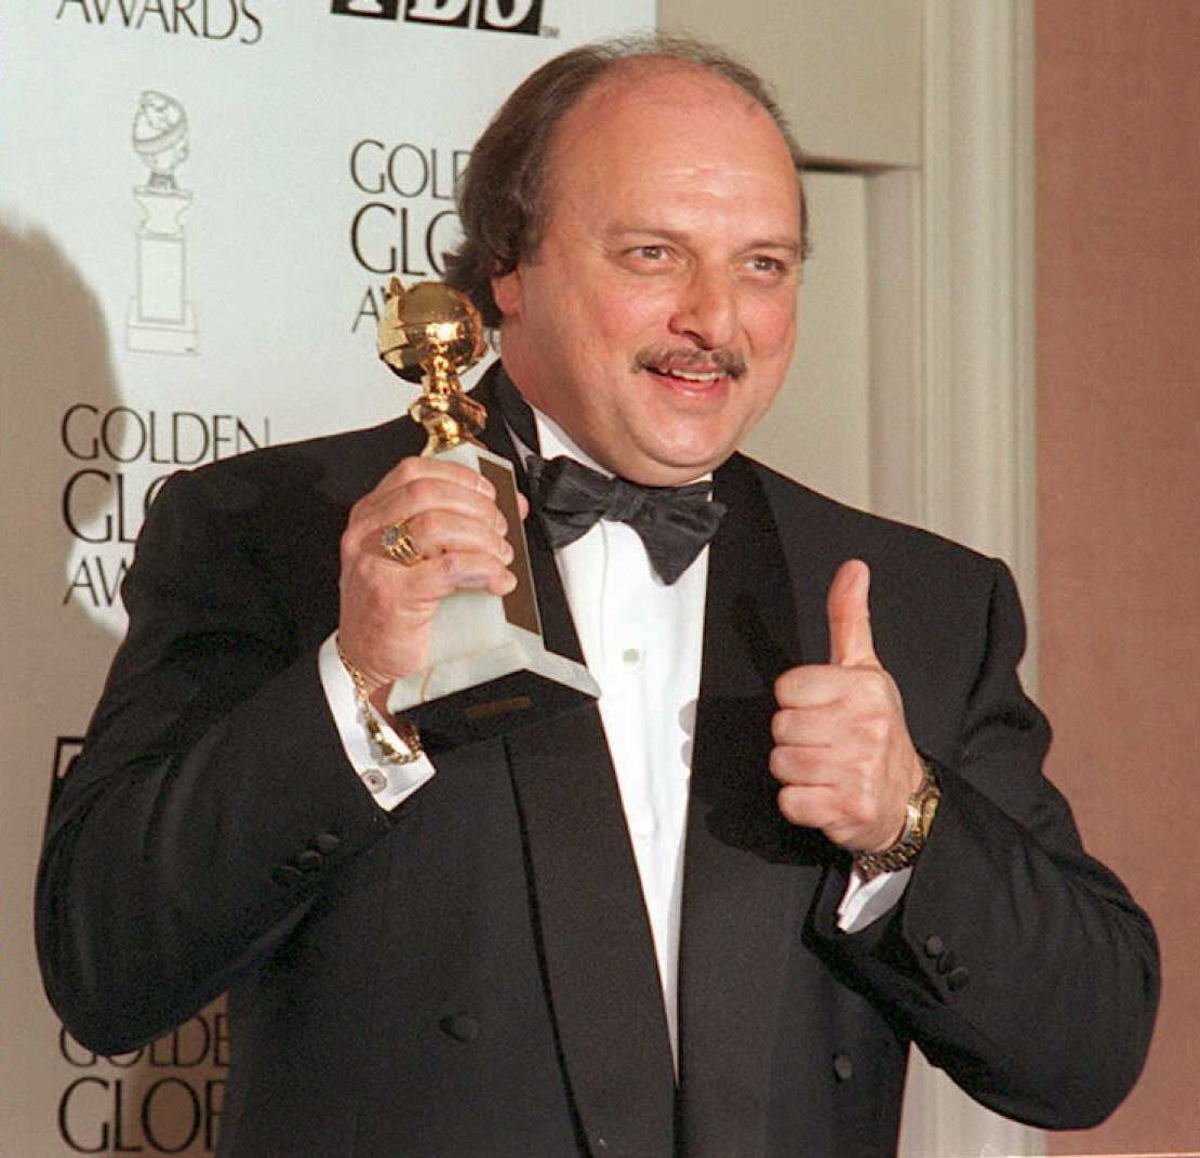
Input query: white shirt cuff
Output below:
<box><xmin>317</xmin><ymin>634</ymin><xmax>436</xmax><ymax>811</ymax></box>
<box><xmin>836</xmin><ymin>865</ymin><xmax>913</xmax><ymax>932</ymax></box>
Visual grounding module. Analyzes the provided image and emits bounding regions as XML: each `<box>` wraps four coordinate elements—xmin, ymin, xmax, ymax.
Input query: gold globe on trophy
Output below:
<box><xmin>378</xmin><ymin>277</ymin><xmax>488</xmax><ymax>454</ymax></box>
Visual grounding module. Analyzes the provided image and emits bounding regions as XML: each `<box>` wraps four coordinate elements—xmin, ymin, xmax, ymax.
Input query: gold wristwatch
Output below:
<box><xmin>853</xmin><ymin>762</ymin><xmax>941</xmax><ymax>882</ymax></box>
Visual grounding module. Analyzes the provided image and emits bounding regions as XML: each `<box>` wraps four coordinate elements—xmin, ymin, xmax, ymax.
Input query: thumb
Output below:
<box><xmin>827</xmin><ymin>559</ymin><xmax>879</xmax><ymax>667</ymax></box>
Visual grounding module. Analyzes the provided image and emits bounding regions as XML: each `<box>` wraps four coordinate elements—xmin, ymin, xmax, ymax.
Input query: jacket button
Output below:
<box><xmin>439</xmin><ymin>1013</ymin><xmax>480</xmax><ymax>1042</ymax></box>
<box><xmin>924</xmin><ymin>935</ymin><xmax>945</xmax><ymax>958</ymax></box>
<box><xmin>313</xmin><ymin>832</ymin><xmax>340</xmax><ymax>854</ymax></box>
<box><xmin>946</xmin><ymin>966</ymin><xmax>971</xmax><ymax>991</ymax></box>
<box><xmin>295</xmin><ymin>849</ymin><xmax>323</xmax><ymax>872</ymax></box>
<box><xmin>832</xmin><ymin>1053</ymin><xmax>854</xmax><ymax>1082</ymax></box>
<box><xmin>362</xmin><ymin>768</ymin><xmax>388</xmax><ymax>794</ymax></box>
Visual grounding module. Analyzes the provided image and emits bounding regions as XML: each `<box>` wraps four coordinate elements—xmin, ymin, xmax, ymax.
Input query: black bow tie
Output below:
<box><xmin>525</xmin><ymin>453</ymin><xmax>725</xmax><ymax>584</ymax></box>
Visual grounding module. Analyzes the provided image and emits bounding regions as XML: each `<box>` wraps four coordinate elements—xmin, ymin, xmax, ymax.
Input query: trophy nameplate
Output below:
<box><xmin>376</xmin><ymin>277</ymin><xmax>598</xmax><ymax>748</ymax></box>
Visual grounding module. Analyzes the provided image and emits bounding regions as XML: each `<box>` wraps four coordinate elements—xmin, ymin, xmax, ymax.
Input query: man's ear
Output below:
<box><xmin>491</xmin><ymin>268</ymin><xmax>522</xmax><ymax>318</ymax></box>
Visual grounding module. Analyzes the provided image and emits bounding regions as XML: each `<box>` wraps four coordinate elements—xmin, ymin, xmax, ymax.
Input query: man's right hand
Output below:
<box><xmin>336</xmin><ymin>457</ymin><xmax>519</xmax><ymax>703</ymax></box>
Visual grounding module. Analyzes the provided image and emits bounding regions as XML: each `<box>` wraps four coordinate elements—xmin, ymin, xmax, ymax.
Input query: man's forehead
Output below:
<box><xmin>540</xmin><ymin>61</ymin><xmax>795</xmax><ymax>206</ymax></box>
<box><xmin>563</xmin><ymin>58</ymin><xmax>773</xmax><ymax>139</ymax></box>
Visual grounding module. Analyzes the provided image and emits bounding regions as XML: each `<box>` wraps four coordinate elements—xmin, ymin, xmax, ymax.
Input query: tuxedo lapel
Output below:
<box><xmin>476</xmin><ymin>364</ymin><xmax>677</xmax><ymax>1154</ymax></box>
<box><xmin>676</xmin><ymin>455</ymin><xmax>835</xmax><ymax>1156</ymax></box>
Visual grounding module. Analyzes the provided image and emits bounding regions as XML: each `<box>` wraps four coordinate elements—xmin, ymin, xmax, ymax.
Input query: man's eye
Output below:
<box><xmin>750</xmin><ymin>255</ymin><xmax>786</xmax><ymax>274</ymax></box>
<box><xmin>635</xmin><ymin>245</ymin><xmax>666</xmax><ymax>260</ymax></box>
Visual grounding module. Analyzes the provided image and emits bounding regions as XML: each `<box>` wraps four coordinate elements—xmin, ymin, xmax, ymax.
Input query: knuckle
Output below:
<box><xmin>405</xmin><ymin>509</ymin><xmax>436</xmax><ymax>540</ymax></box>
<box><xmin>863</xmin><ymin>668</ymin><xmax>895</xmax><ymax>706</ymax></box>
<box><xmin>844</xmin><ymin>795</ymin><xmax>872</xmax><ymax>830</ymax></box>
<box><xmin>362</xmin><ymin>560</ymin><xmax>395</xmax><ymax>599</ymax></box>
<box><xmin>404</xmin><ymin>478</ymin><xmax>439</xmax><ymax>512</ymax></box>
<box><xmin>393</xmin><ymin>456</ymin><xmax>424</xmax><ymax>485</ymax></box>
<box><xmin>774</xmin><ymin>671</ymin><xmax>796</xmax><ymax>703</ymax></box>
<box><xmin>769</xmin><ymin>745</ymin><xmax>805</xmax><ymax>783</ymax></box>
<box><xmin>768</xmin><ymin>746</ymin><xmax>788</xmax><ymax>780</ymax></box>
<box><xmin>777</xmin><ymin>787</ymin><xmax>807</xmax><ymax>826</ymax></box>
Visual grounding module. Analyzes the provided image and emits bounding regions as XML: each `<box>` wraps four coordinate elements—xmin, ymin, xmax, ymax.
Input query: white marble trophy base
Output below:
<box><xmin>387</xmin><ymin>439</ymin><xmax>598</xmax><ymax>746</ymax></box>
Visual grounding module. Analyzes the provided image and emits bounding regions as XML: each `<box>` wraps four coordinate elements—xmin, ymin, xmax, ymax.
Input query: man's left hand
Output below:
<box><xmin>770</xmin><ymin>559</ymin><xmax>925</xmax><ymax>852</ymax></box>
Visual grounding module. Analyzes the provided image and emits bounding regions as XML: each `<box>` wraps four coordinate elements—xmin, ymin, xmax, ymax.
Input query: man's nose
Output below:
<box><xmin>667</xmin><ymin>266</ymin><xmax>737</xmax><ymax>349</ymax></box>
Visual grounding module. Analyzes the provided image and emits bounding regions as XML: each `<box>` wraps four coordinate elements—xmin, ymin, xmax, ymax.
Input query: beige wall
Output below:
<box><xmin>1037</xmin><ymin>3</ymin><xmax>1200</xmax><ymax>1154</ymax></box>
<box><xmin>657</xmin><ymin>0</ymin><xmax>921</xmax><ymax>166</ymax></box>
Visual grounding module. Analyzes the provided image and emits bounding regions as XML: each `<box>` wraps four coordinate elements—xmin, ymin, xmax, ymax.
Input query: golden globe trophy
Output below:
<box><xmin>376</xmin><ymin>277</ymin><xmax>598</xmax><ymax>746</ymax></box>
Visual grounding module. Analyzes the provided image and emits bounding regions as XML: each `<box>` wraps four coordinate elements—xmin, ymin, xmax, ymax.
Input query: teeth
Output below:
<box><xmin>660</xmin><ymin>368</ymin><xmax>722</xmax><ymax>382</ymax></box>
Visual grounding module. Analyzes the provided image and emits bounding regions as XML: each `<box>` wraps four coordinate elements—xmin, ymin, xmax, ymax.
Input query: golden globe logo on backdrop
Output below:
<box><xmin>60</xmin><ymin>407</ymin><xmax>272</xmax><ymax>610</ymax></box>
<box><xmin>330</xmin><ymin>0</ymin><xmax>548</xmax><ymax>38</ymax></box>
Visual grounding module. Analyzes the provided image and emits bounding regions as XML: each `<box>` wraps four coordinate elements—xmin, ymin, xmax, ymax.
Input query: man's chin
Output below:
<box><xmin>617</xmin><ymin>438</ymin><xmax>735</xmax><ymax>487</ymax></box>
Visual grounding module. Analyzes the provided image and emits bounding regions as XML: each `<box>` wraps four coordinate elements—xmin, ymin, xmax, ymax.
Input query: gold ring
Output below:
<box><xmin>380</xmin><ymin>521</ymin><xmax>422</xmax><ymax>567</ymax></box>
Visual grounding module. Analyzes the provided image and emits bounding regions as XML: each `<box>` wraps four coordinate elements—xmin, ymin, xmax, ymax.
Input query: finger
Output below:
<box><xmin>375</xmin><ymin>455</ymin><xmax>497</xmax><ymax>501</ymax></box>
<box><xmin>769</xmin><ymin>743</ymin><xmax>837</xmax><ymax>787</ymax></box>
<box><xmin>346</xmin><ymin>550</ymin><xmax>515</xmax><ymax>615</ymax></box>
<box><xmin>771</xmin><ymin>705</ymin><xmax>842</xmax><ymax>749</ymax></box>
<box><xmin>775</xmin><ymin>783</ymin><xmax>840</xmax><ymax>830</ymax></box>
<box><xmin>774</xmin><ymin>664</ymin><xmax>859</xmax><ymax>709</ymax></box>
<box><xmin>827</xmin><ymin>558</ymin><xmax>878</xmax><ymax>668</ymax></box>
<box><xmin>405</xmin><ymin>551</ymin><xmax>518</xmax><ymax>599</ymax></box>
<box><xmin>359</xmin><ymin>477</ymin><xmax>507</xmax><ymax>536</ymax></box>
<box><xmin>386</xmin><ymin>511</ymin><xmax>513</xmax><ymax>565</ymax></box>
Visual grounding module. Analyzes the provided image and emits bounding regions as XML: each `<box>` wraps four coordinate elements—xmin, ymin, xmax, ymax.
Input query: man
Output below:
<box><xmin>38</xmin><ymin>35</ymin><xmax>1158</xmax><ymax>1158</ymax></box>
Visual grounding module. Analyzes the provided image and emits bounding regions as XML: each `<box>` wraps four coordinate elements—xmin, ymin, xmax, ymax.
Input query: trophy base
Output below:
<box><xmin>387</xmin><ymin>628</ymin><xmax>599</xmax><ymax>751</ymax></box>
<box><xmin>127</xmin><ymin>298</ymin><xmax>197</xmax><ymax>354</ymax></box>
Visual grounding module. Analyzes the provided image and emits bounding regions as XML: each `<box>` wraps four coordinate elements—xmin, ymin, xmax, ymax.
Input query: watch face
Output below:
<box><xmin>917</xmin><ymin>792</ymin><xmax>940</xmax><ymax>837</ymax></box>
<box><xmin>902</xmin><ymin>799</ymin><xmax>922</xmax><ymax>842</ymax></box>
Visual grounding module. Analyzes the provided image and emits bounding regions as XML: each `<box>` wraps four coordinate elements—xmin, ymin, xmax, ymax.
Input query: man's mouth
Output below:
<box><xmin>634</xmin><ymin>347</ymin><xmax>747</xmax><ymax>383</ymax></box>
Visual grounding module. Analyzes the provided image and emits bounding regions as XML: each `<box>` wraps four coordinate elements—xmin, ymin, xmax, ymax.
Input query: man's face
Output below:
<box><xmin>492</xmin><ymin>62</ymin><xmax>803</xmax><ymax>486</ymax></box>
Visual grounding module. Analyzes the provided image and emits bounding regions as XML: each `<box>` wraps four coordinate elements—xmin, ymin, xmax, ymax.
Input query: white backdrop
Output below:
<box><xmin>0</xmin><ymin>3</ymin><xmax>653</xmax><ymax>1152</ymax></box>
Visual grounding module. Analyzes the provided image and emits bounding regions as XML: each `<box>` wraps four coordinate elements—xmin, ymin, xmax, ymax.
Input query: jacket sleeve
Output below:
<box><xmin>36</xmin><ymin>465</ymin><xmax>396</xmax><ymax>1056</ymax></box>
<box><xmin>806</xmin><ymin>559</ymin><xmax>1160</xmax><ymax>1130</ymax></box>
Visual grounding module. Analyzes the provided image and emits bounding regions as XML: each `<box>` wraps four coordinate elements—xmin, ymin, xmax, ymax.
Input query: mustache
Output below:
<box><xmin>632</xmin><ymin>345</ymin><xmax>747</xmax><ymax>379</ymax></box>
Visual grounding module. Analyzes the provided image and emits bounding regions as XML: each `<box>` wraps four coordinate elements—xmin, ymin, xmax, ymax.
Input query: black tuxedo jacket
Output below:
<box><xmin>38</xmin><ymin>367</ymin><xmax>1158</xmax><ymax>1157</ymax></box>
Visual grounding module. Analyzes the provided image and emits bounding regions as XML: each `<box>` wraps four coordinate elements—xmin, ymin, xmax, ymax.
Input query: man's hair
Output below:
<box><xmin>442</xmin><ymin>33</ymin><xmax>809</xmax><ymax>327</ymax></box>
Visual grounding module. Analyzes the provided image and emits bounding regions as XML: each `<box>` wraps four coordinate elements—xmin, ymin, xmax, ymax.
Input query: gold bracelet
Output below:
<box><xmin>335</xmin><ymin>637</ymin><xmax>423</xmax><ymax>765</ymax></box>
<box><xmin>852</xmin><ymin>762</ymin><xmax>941</xmax><ymax>882</ymax></box>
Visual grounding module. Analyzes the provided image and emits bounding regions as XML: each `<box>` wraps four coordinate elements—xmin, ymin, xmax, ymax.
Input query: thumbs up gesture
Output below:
<box><xmin>771</xmin><ymin>560</ymin><xmax>926</xmax><ymax>852</ymax></box>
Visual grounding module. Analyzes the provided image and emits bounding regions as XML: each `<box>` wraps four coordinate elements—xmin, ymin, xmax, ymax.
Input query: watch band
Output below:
<box><xmin>852</xmin><ymin>761</ymin><xmax>941</xmax><ymax>882</ymax></box>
